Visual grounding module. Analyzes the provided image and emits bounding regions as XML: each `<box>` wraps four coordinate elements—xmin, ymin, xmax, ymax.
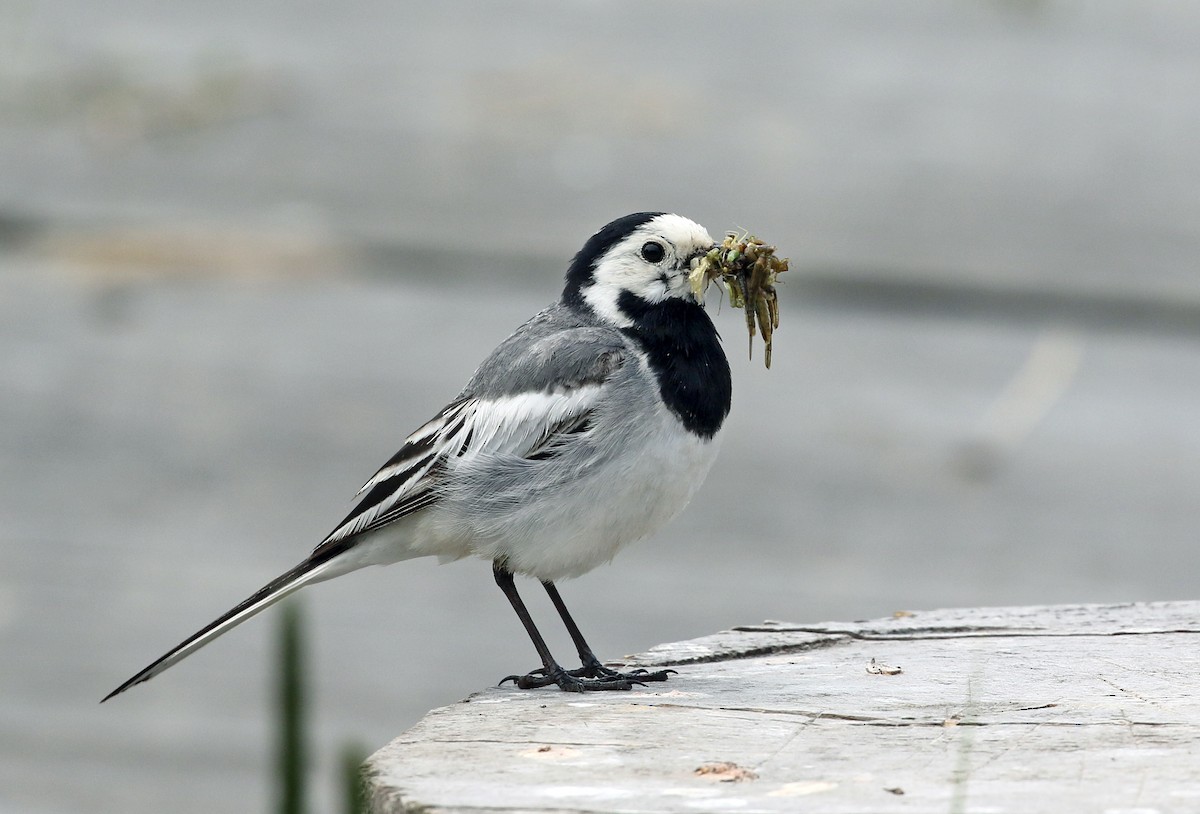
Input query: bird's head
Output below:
<box><xmin>562</xmin><ymin>212</ymin><xmax>716</xmax><ymax>327</ymax></box>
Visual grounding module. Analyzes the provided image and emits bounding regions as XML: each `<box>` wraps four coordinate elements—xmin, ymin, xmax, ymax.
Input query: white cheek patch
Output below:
<box><xmin>582</xmin><ymin>253</ymin><xmax>669</xmax><ymax>326</ymax></box>
<box><xmin>579</xmin><ymin>214</ymin><xmax>715</xmax><ymax>324</ymax></box>
<box><xmin>581</xmin><ymin>278</ymin><xmax>632</xmax><ymax>328</ymax></box>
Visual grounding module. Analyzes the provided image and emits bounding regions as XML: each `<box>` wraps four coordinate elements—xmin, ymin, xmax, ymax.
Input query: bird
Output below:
<box><xmin>103</xmin><ymin>212</ymin><xmax>732</xmax><ymax>699</ymax></box>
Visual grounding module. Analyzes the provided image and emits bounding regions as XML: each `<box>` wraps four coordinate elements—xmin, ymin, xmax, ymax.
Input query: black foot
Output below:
<box><xmin>572</xmin><ymin>655</ymin><xmax>676</xmax><ymax>684</ymax></box>
<box><xmin>500</xmin><ymin>660</ymin><xmax>676</xmax><ymax>692</ymax></box>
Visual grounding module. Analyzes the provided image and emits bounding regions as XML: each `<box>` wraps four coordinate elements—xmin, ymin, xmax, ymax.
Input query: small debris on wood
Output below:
<box><xmin>694</xmin><ymin>761</ymin><xmax>759</xmax><ymax>782</ymax></box>
<box><xmin>866</xmin><ymin>658</ymin><xmax>903</xmax><ymax>676</ymax></box>
<box><xmin>519</xmin><ymin>744</ymin><xmax>581</xmax><ymax>761</ymax></box>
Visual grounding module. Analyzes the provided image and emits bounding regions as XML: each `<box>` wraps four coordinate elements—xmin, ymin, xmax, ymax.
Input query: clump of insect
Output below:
<box><xmin>688</xmin><ymin>231</ymin><xmax>789</xmax><ymax>368</ymax></box>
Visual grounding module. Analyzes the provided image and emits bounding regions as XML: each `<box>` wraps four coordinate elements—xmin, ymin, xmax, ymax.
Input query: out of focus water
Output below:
<box><xmin>2</xmin><ymin>2</ymin><xmax>1199</xmax><ymax>813</ymax></box>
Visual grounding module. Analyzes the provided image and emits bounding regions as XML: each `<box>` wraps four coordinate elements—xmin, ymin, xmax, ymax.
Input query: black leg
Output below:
<box><xmin>541</xmin><ymin>580</ymin><xmax>675</xmax><ymax>685</ymax></box>
<box><xmin>492</xmin><ymin>563</ymin><xmax>645</xmax><ymax>692</ymax></box>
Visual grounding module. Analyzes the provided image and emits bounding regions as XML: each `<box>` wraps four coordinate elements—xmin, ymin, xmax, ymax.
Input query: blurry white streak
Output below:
<box><xmin>975</xmin><ymin>328</ymin><xmax>1085</xmax><ymax>451</ymax></box>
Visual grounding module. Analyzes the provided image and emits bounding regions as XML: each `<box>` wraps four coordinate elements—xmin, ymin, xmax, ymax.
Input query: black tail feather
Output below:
<box><xmin>102</xmin><ymin>557</ymin><xmax>336</xmax><ymax>702</ymax></box>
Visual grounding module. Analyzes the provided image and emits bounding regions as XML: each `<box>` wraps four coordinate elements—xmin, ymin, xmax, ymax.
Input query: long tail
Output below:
<box><xmin>102</xmin><ymin>556</ymin><xmax>341</xmax><ymax>702</ymax></box>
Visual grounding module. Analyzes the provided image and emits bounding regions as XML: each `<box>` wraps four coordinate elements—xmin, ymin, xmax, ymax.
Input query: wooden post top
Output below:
<box><xmin>367</xmin><ymin>601</ymin><xmax>1200</xmax><ymax>813</ymax></box>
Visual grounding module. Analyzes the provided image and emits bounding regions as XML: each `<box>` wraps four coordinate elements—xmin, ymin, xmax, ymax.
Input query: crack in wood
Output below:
<box><xmin>731</xmin><ymin>626</ymin><xmax>1200</xmax><ymax>640</ymax></box>
<box><xmin>650</xmin><ymin>705</ymin><xmax>1190</xmax><ymax>729</ymax></box>
<box><xmin>392</xmin><ymin>738</ymin><xmax>633</xmax><ymax>748</ymax></box>
<box><xmin>641</xmin><ymin>626</ymin><xmax>1200</xmax><ymax>669</ymax></box>
<box><xmin>731</xmin><ymin>624</ymin><xmax>1032</xmax><ymax>635</ymax></box>
<box><xmin>639</xmin><ymin>634</ymin><xmax>852</xmax><ymax>667</ymax></box>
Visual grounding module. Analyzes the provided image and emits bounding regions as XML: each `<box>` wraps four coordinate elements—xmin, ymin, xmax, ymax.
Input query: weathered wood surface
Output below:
<box><xmin>367</xmin><ymin>602</ymin><xmax>1200</xmax><ymax>813</ymax></box>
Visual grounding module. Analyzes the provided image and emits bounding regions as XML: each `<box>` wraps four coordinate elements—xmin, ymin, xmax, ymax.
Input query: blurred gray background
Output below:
<box><xmin>2</xmin><ymin>1</ymin><xmax>1199</xmax><ymax>812</ymax></box>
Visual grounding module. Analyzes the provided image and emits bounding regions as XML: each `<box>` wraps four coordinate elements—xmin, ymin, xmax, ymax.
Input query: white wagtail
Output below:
<box><xmin>103</xmin><ymin>212</ymin><xmax>732</xmax><ymax>698</ymax></box>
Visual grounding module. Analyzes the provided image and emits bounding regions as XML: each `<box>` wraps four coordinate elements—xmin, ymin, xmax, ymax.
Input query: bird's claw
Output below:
<box><xmin>499</xmin><ymin>662</ymin><xmax>675</xmax><ymax>691</ymax></box>
<box><xmin>576</xmin><ymin>659</ymin><xmax>676</xmax><ymax>683</ymax></box>
<box><xmin>500</xmin><ymin>671</ymin><xmax>629</xmax><ymax>691</ymax></box>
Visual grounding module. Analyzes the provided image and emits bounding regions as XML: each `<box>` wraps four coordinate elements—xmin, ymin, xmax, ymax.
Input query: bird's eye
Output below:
<box><xmin>640</xmin><ymin>241</ymin><xmax>666</xmax><ymax>263</ymax></box>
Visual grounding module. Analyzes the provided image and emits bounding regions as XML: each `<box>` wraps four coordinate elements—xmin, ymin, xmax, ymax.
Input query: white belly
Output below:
<box><xmin>408</xmin><ymin>407</ymin><xmax>722</xmax><ymax>581</ymax></box>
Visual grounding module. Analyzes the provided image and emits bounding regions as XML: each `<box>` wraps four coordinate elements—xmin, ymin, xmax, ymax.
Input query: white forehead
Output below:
<box><xmin>614</xmin><ymin>213</ymin><xmax>715</xmax><ymax>257</ymax></box>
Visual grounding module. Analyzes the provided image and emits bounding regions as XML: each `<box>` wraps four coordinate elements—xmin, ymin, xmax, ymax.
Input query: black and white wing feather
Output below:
<box><xmin>312</xmin><ymin>398</ymin><xmax>474</xmax><ymax>556</ymax></box>
<box><xmin>316</xmin><ymin>324</ymin><xmax>628</xmax><ymax>555</ymax></box>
